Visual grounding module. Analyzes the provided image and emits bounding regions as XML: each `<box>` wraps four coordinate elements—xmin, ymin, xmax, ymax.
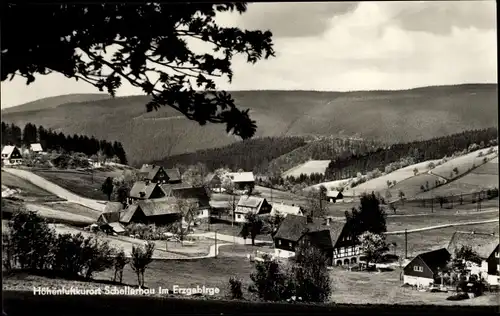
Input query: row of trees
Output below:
<box><xmin>3</xmin><ymin>210</ymin><xmax>155</xmax><ymax>288</ymax></box>
<box><xmin>1</xmin><ymin>122</ymin><xmax>128</xmax><ymax>164</ymax></box>
<box><xmin>152</xmin><ymin>136</ymin><xmax>306</xmax><ymax>174</ymax></box>
<box><xmin>324</xmin><ymin>128</ymin><xmax>498</xmax><ymax>181</ymax></box>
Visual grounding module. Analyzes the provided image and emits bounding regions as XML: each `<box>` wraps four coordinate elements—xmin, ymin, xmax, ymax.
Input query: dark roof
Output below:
<box><xmin>307</xmin><ymin>230</ymin><xmax>334</xmax><ymax>249</ymax></box>
<box><xmin>447</xmin><ymin>231</ymin><xmax>498</xmax><ymax>259</ymax></box>
<box><xmin>104</xmin><ymin>202</ymin><xmax>124</xmax><ymax>213</ymax></box>
<box><xmin>129</xmin><ymin>181</ymin><xmax>160</xmax><ymax>199</ymax></box>
<box><xmin>120</xmin><ymin>204</ymin><xmax>138</xmax><ymax>223</ymax></box>
<box><xmin>165</xmin><ymin>168</ymin><xmax>181</xmax><ymax>182</ymax></box>
<box><xmin>139</xmin><ymin>164</ymin><xmax>163</xmax><ymax>180</ymax></box>
<box><xmin>170</xmin><ymin>187</ymin><xmax>210</xmax><ymax>208</ymax></box>
<box><xmin>415</xmin><ymin>248</ymin><xmax>451</xmax><ymax>274</ymax></box>
<box><xmin>274</xmin><ymin>215</ymin><xmax>346</xmax><ymax>246</ymax></box>
<box><xmin>98</xmin><ymin>212</ymin><xmax>122</xmax><ymax>224</ymax></box>
<box><xmin>237</xmin><ymin>196</ymin><xmax>266</xmax><ymax>208</ymax></box>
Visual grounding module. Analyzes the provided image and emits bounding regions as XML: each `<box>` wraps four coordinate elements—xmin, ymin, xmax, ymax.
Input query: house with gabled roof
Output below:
<box><xmin>273</xmin><ymin>215</ymin><xmax>360</xmax><ymax>266</ymax></box>
<box><xmin>120</xmin><ymin>197</ymin><xmax>181</xmax><ymax>226</ymax></box>
<box><xmin>96</xmin><ymin>211</ymin><xmax>126</xmax><ymax>235</ymax></box>
<box><xmin>227</xmin><ymin>172</ymin><xmax>255</xmax><ymax>191</ymax></box>
<box><xmin>234</xmin><ymin>196</ymin><xmax>271</xmax><ymax>223</ymax></box>
<box><xmin>29</xmin><ymin>143</ymin><xmax>44</xmax><ymax>153</ymax></box>
<box><xmin>403</xmin><ymin>248</ymin><xmax>451</xmax><ymax>288</ymax></box>
<box><xmin>326</xmin><ymin>190</ymin><xmax>344</xmax><ymax>203</ymax></box>
<box><xmin>1</xmin><ymin>145</ymin><xmax>23</xmax><ymax>165</ymax></box>
<box><xmin>161</xmin><ymin>184</ymin><xmax>211</xmax><ymax>220</ymax></box>
<box><xmin>447</xmin><ymin>231</ymin><xmax>499</xmax><ymax>284</ymax></box>
<box><xmin>138</xmin><ymin>164</ymin><xmax>182</xmax><ymax>184</ymax></box>
<box><xmin>128</xmin><ymin>180</ymin><xmax>166</xmax><ymax>203</ymax></box>
<box><xmin>270</xmin><ymin>202</ymin><xmax>304</xmax><ymax>217</ymax></box>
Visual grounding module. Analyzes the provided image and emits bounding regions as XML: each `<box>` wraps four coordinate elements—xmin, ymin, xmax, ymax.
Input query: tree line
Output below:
<box><xmin>1</xmin><ymin>122</ymin><xmax>128</xmax><ymax>164</ymax></box>
<box><xmin>151</xmin><ymin>136</ymin><xmax>306</xmax><ymax>173</ymax></box>
<box><xmin>324</xmin><ymin>128</ymin><xmax>498</xmax><ymax>181</ymax></box>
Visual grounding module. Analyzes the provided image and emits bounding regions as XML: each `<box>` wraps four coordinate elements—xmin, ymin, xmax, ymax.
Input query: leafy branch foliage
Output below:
<box><xmin>2</xmin><ymin>3</ymin><xmax>275</xmax><ymax>139</ymax></box>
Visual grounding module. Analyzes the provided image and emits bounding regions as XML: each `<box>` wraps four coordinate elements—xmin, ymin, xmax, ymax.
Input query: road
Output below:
<box><xmin>2</xmin><ymin>168</ymin><xmax>106</xmax><ymax>212</ymax></box>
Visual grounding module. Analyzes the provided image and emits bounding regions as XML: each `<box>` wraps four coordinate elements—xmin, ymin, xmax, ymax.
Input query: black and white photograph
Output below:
<box><xmin>1</xmin><ymin>1</ymin><xmax>498</xmax><ymax>315</ymax></box>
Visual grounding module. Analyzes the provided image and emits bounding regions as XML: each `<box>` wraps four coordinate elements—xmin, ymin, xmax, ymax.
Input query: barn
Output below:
<box><xmin>403</xmin><ymin>248</ymin><xmax>451</xmax><ymax>288</ymax></box>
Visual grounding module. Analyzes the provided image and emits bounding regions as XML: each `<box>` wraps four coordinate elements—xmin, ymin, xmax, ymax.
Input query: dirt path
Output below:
<box><xmin>3</xmin><ymin>168</ymin><xmax>105</xmax><ymax>212</ymax></box>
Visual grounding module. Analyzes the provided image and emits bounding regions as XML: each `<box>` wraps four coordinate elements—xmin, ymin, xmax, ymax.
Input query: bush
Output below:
<box><xmin>8</xmin><ymin>210</ymin><xmax>56</xmax><ymax>270</ymax></box>
<box><xmin>228</xmin><ymin>277</ymin><xmax>244</xmax><ymax>300</ymax></box>
<box><xmin>446</xmin><ymin>293</ymin><xmax>469</xmax><ymax>301</ymax></box>
<box><xmin>81</xmin><ymin>237</ymin><xmax>115</xmax><ymax>279</ymax></box>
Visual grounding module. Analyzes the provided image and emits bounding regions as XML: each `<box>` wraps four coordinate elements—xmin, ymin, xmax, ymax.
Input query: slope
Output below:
<box><xmin>2</xmin><ymin>84</ymin><xmax>497</xmax><ymax>165</ymax></box>
<box><xmin>1</xmin><ymin>93</ymin><xmax>110</xmax><ymax>114</ymax></box>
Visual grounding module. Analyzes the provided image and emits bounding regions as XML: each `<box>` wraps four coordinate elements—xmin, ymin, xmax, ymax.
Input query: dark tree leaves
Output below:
<box><xmin>1</xmin><ymin>3</ymin><xmax>275</xmax><ymax>139</ymax></box>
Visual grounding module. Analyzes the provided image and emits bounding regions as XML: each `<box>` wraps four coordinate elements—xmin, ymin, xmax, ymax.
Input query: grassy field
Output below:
<box><xmin>1</xmin><ymin>171</ymin><xmax>62</xmax><ymax>202</ymax></box>
<box><xmin>42</xmin><ymin>202</ymin><xmax>101</xmax><ymax>220</ymax></box>
<box><xmin>416</xmin><ymin>174</ymin><xmax>498</xmax><ymax>198</ymax></box>
<box><xmin>386</xmin><ymin>222</ymin><xmax>499</xmax><ymax>258</ymax></box>
<box><xmin>343</xmin><ymin>159</ymin><xmax>442</xmax><ymax>196</ymax></box>
<box><xmin>387</xmin><ymin>173</ymin><xmax>445</xmax><ymax>199</ymax></box>
<box><xmin>282</xmin><ymin>160</ymin><xmax>331</xmax><ymax>178</ymax></box>
<box><xmin>471</xmin><ymin>158</ymin><xmax>498</xmax><ymax>175</ymax></box>
<box><xmin>430</xmin><ymin>147</ymin><xmax>498</xmax><ymax>180</ymax></box>
<box><xmin>32</xmin><ymin>169</ymin><xmax>125</xmax><ymax>200</ymax></box>
<box><xmin>2</xmin><ymin>84</ymin><xmax>497</xmax><ymax>164</ymax></box>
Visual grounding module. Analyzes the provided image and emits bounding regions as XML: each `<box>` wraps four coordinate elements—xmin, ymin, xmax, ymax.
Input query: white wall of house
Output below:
<box><xmin>487</xmin><ymin>274</ymin><xmax>499</xmax><ymax>285</ymax></box>
<box><xmin>195</xmin><ymin>208</ymin><xmax>210</xmax><ymax>219</ymax></box>
<box><xmin>234</xmin><ymin>212</ymin><xmax>248</xmax><ymax>223</ymax></box>
<box><xmin>403</xmin><ymin>275</ymin><xmax>434</xmax><ymax>288</ymax></box>
<box><xmin>274</xmin><ymin>248</ymin><xmax>296</xmax><ymax>258</ymax></box>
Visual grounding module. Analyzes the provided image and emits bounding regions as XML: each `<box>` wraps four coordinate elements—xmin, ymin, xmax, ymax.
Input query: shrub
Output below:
<box><xmin>228</xmin><ymin>277</ymin><xmax>244</xmax><ymax>300</ymax></box>
<box><xmin>113</xmin><ymin>249</ymin><xmax>129</xmax><ymax>283</ymax></box>
<box><xmin>130</xmin><ymin>242</ymin><xmax>155</xmax><ymax>288</ymax></box>
<box><xmin>52</xmin><ymin>233</ymin><xmax>86</xmax><ymax>276</ymax></box>
<box><xmin>446</xmin><ymin>293</ymin><xmax>469</xmax><ymax>301</ymax></box>
<box><xmin>8</xmin><ymin>210</ymin><xmax>56</xmax><ymax>270</ymax></box>
<box><xmin>81</xmin><ymin>237</ymin><xmax>115</xmax><ymax>279</ymax></box>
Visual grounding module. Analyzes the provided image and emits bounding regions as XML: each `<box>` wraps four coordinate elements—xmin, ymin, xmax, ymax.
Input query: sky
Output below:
<box><xmin>1</xmin><ymin>1</ymin><xmax>497</xmax><ymax>108</ymax></box>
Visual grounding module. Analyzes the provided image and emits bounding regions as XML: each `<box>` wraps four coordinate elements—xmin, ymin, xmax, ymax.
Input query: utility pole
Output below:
<box><xmin>214</xmin><ymin>231</ymin><xmax>218</xmax><ymax>258</ymax></box>
<box><xmin>231</xmin><ymin>195</ymin><xmax>235</xmax><ymax>227</ymax></box>
<box><xmin>404</xmin><ymin>229</ymin><xmax>408</xmax><ymax>259</ymax></box>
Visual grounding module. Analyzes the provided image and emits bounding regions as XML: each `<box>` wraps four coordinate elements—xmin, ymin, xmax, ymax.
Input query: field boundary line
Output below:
<box><xmin>385</xmin><ymin>219</ymin><xmax>498</xmax><ymax>235</ymax></box>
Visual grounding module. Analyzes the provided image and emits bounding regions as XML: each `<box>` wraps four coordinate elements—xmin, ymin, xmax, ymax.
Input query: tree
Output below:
<box><xmin>228</xmin><ymin>276</ymin><xmax>243</xmax><ymax>300</ymax></box>
<box><xmin>305</xmin><ymin>187</ymin><xmax>327</xmax><ymax>218</ymax></box>
<box><xmin>389</xmin><ymin>202</ymin><xmax>397</xmax><ymax>214</ymax></box>
<box><xmin>239</xmin><ymin>223</ymin><xmax>250</xmax><ymax>245</ymax></box>
<box><xmin>221</xmin><ymin>175</ymin><xmax>235</xmax><ymax>194</ymax></box>
<box><xmin>267</xmin><ymin>211</ymin><xmax>285</xmax><ymax>237</ymax></box>
<box><xmin>450</xmin><ymin>245</ymin><xmax>482</xmax><ymax>276</ymax></box>
<box><xmin>358</xmin><ymin>231</ymin><xmax>390</xmax><ymax>268</ymax></box>
<box><xmin>81</xmin><ymin>236</ymin><xmax>115</xmax><ymax>279</ymax></box>
<box><xmin>345</xmin><ymin>192</ymin><xmax>387</xmax><ymax>238</ymax></box>
<box><xmin>249</xmin><ymin>254</ymin><xmax>289</xmax><ymax>302</ymax></box>
<box><xmin>398</xmin><ymin>190</ymin><xmax>405</xmax><ymax>205</ymax></box>
<box><xmin>101</xmin><ymin>177</ymin><xmax>114</xmax><ymax>201</ymax></box>
<box><xmin>181</xmin><ymin>163</ymin><xmax>208</xmax><ymax>187</ymax></box>
<box><xmin>413</xmin><ymin>168</ymin><xmax>418</xmax><ymax>176</ymax></box>
<box><xmin>130</xmin><ymin>241</ymin><xmax>155</xmax><ymax>288</ymax></box>
<box><xmin>113</xmin><ymin>249</ymin><xmax>129</xmax><ymax>283</ymax></box>
<box><xmin>385</xmin><ymin>190</ymin><xmax>392</xmax><ymax>201</ymax></box>
<box><xmin>288</xmin><ymin>243</ymin><xmax>332</xmax><ymax>303</ymax></box>
<box><xmin>3</xmin><ymin>4</ymin><xmax>275</xmax><ymax>139</ymax></box>
<box><xmin>243</xmin><ymin>212</ymin><xmax>264</xmax><ymax>246</ymax></box>
<box><xmin>453</xmin><ymin>167</ymin><xmax>459</xmax><ymax>175</ymax></box>
<box><xmin>172</xmin><ymin>199</ymin><xmax>198</xmax><ymax>244</ymax></box>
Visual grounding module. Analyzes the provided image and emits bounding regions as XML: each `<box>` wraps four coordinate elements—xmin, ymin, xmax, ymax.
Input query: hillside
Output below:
<box><xmin>2</xmin><ymin>84</ymin><xmax>497</xmax><ymax>165</ymax></box>
<box><xmin>1</xmin><ymin>94</ymin><xmax>110</xmax><ymax>114</ymax></box>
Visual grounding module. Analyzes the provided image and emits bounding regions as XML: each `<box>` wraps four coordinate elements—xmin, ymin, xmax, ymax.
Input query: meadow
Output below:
<box><xmin>2</xmin><ymin>84</ymin><xmax>497</xmax><ymax>164</ymax></box>
<box><xmin>1</xmin><ymin>171</ymin><xmax>62</xmax><ymax>202</ymax></box>
<box><xmin>471</xmin><ymin>157</ymin><xmax>498</xmax><ymax>175</ymax></box>
<box><xmin>282</xmin><ymin>160</ymin><xmax>332</xmax><ymax>178</ymax></box>
<box><xmin>342</xmin><ymin>159</ymin><xmax>443</xmax><ymax>196</ymax></box>
<box><xmin>430</xmin><ymin>147</ymin><xmax>498</xmax><ymax>180</ymax></box>
<box><xmin>32</xmin><ymin>169</ymin><xmax>126</xmax><ymax>200</ymax></box>
<box><xmin>387</xmin><ymin>173</ymin><xmax>444</xmax><ymax>199</ymax></box>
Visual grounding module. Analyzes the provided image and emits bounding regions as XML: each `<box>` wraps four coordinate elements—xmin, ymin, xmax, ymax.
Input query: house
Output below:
<box><xmin>1</xmin><ymin>145</ymin><xmax>23</xmax><ymax>165</ymax></box>
<box><xmin>161</xmin><ymin>184</ymin><xmax>211</xmax><ymax>220</ymax></box>
<box><xmin>227</xmin><ymin>172</ymin><xmax>255</xmax><ymax>191</ymax></box>
<box><xmin>205</xmin><ymin>173</ymin><xmax>224</xmax><ymax>192</ymax></box>
<box><xmin>96</xmin><ymin>211</ymin><xmax>126</xmax><ymax>235</ymax></box>
<box><xmin>326</xmin><ymin>190</ymin><xmax>344</xmax><ymax>203</ymax></box>
<box><xmin>447</xmin><ymin>231</ymin><xmax>499</xmax><ymax>284</ymax></box>
<box><xmin>234</xmin><ymin>196</ymin><xmax>272</xmax><ymax>223</ymax></box>
<box><xmin>270</xmin><ymin>202</ymin><xmax>304</xmax><ymax>217</ymax></box>
<box><xmin>403</xmin><ymin>248</ymin><xmax>451</xmax><ymax>288</ymax></box>
<box><xmin>138</xmin><ymin>164</ymin><xmax>169</xmax><ymax>183</ymax></box>
<box><xmin>165</xmin><ymin>168</ymin><xmax>182</xmax><ymax>184</ymax></box>
<box><xmin>273</xmin><ymin>215</ymin><xmax>361</xmax><ymax>266</ymax></box>
<box><xmin>29</xmin><ymin>143</ymin><xmax>44</xmax><ymax>153</ymax></box>
<box><xmin>120</xmin><ymin>198</ymin><xmax>182</xmax><ymax>226</ymax></box>
<box><xmin>128</xmin><ymin>180</ymin><xmax>166</xmax><ymax>203</ymax></box>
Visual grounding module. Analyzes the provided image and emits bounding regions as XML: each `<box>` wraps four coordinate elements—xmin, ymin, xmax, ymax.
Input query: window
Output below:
<box><xmin>413</xmin><ymin>266</ymin><xmax>423</xmax><ymax>272</ymax></box>
<box><xmin>278</xmin><ymin>240</ymin><xmax>281</xmax><ymax>245</ymax></box>
<box><xmin>237</xmin><ymin>214</ymin><xmax>241</xmax><ymax>219</ymax></box>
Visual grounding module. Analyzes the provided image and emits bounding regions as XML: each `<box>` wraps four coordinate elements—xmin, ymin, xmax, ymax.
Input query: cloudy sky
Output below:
<box><xmin>1</xmin><ymin>1</ymin><xmax>497</xmax><ymax>108</ymax></box>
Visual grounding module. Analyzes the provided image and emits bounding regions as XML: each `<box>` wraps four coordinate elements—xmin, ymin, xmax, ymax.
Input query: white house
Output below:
<box><xmin>30</xmin><ymin>143</ymin><xmax>44</xmax><ymax>153</ymax></box>
<box><xmin>1</xmin><ymin>145</ymin><xmax>23</xmax><ymax>165</ymax></box>
<box><xmin>234</xmin><ymin>196</ymin><xmax>272</xmax><ymax>223</ymax></box>
<box><xmin>270</xmin><ymin>202</ymin><xmax>304</xmax><ymax>217</ymax></box>
<box><xmin>447</xmin><ymin>231</ymin><xmax>499</xmax><ymax>284</ymax></box>
<box><xmin>402</xmin><ymin>248</ymin><xmax>451</xmax><ymax>288</ymax></box>
<box><xmin>326</xmin><ymin>190</ymin><xmax>344</xmax><ymax>203</ymax></box>
<box><xmin>227</xmin><ymin>172</ymin><xmax>255</xmax><ymax>193</ymax></box>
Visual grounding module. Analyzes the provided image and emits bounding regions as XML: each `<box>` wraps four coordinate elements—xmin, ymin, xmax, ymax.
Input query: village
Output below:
<box><xmin>1</xmin><ymin>141</ymin><xmax>499</xmax><ymax>305</ymax></box>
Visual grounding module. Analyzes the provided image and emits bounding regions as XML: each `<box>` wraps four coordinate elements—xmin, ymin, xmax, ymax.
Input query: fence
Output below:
<box><xmin>398</xmin><ymin>189</ymin><xmax>499</xmax><ymax>210</ymax></box>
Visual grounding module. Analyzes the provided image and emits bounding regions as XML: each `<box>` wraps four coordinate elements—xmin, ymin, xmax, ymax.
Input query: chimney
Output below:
<box><xmin>306</xmin><ymin>215</ymin><xmax>313</xmax><ymax>223</ymax></box>
<box><xmin>471</xmin><ymin>231</ymin><xmax>475</xmax><ymax>234</ymax></box>
<box><xmin>326</xmin><ymin>217</ymin><xmax>331</xmax><ymax>226</ymax></box>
